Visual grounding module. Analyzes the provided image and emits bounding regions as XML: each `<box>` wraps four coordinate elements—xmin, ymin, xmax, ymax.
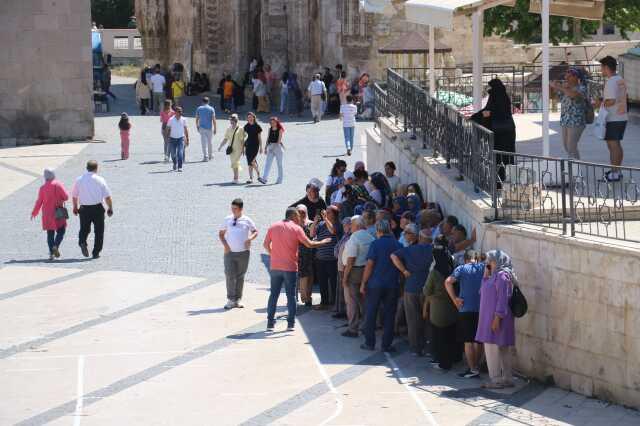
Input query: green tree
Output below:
<box><xmin>91</xmin><ymin>0</ymin><xmax>135</xmax><ymax>29</ymax></box>
<box><xmin>484</xmin><ymin>0</ymin><xmax>640</xmax><ymax>44</ymax></box>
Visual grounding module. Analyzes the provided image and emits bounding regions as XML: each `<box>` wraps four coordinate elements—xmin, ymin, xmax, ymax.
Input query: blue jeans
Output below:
<box><xmin>262</xmin><ymin>143</ymin><xmax>284</xmax><ymax>183</ymax></box>
<box><xmin>169</xmin><ymin>137</ymin><xmax>184</xmax><ymax>169</ymax></box>
<box><xmin>364</xmin><ymin>287</ymin><xmax>399</xmax><ymax>349</ymax></box>
<box><xmin>46</xmin><ymin>226</ymin><xmax>66</xmax><ymax>253</ymax></box>
<box><xmin>343</xmin><ymin>126</ymin><xmax>355</xmax><ymax>151</ymax></box>
<box><xmin>267</xmin><ymin>270</ymin><xmax>298</xmax><ymax>326</ymax></box>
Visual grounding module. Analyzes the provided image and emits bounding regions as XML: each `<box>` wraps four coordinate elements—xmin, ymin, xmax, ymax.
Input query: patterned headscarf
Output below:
<box><xmin>486</xmin><ymin>249</ymin><xmax>519</xmax><ymax>285</ymax></box>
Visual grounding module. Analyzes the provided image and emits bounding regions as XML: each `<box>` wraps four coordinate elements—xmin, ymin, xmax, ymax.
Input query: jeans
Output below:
<box><xmin>224</xmin><ymin>251</ymin><xmax>250</xmax><ymax>301</ymax></box>
<box><xmin>343</xmin><ymin>126</ymin><xmax>355</xmax><ymax>151</ymax></box>
<box><xmin>280</xmin><ymin>90</ymin><xmax>288</xmax><ymax>113</ymax></box>
<box><xmin>169</xmin><ymin>137</ymin><xmax>185</xmax><ymax>169</ymax></box>
<box><xmin>364</xmin><ymin>287</ymin><xmax>399</xmax><ymax>349</ymax></box>
<box><xmin>262</xmin><ymin>143</ymin><xmax>284</xmax><ymax>183</ymax></box>
<box><xmin>267</xmin><ymin>270</ymin><xmax>298</xmax><ymax>326</ymax></box>
<box><xmin>46</xmin><ymin>226</ymin><xmax>66</xmax><ymax>254</ymax></box>
<box><xmin>316</xmin><ymin>258</ymin><xmax>337</xmax><ymax>305</ymax></box>
<box><xmin>78</xmin><ymin>204</ymin><xmax>105</xmax><ymax>256</ymax></box>
<box><xmin>199</xmin><ymin>128</ymin><xmax>213</xmax><ymax>159</ymax></box>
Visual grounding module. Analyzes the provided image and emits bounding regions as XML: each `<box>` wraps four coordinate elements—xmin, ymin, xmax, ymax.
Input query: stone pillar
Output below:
<box><xmin>135</xmin><ymin>0</ymin><xmax>170</xmax><ymax>67</ymax></box>
<box><xmin>260</xmin><ymin>0</ymin><xmax>288</xmax><ymax>74</ymax></box>
<box><xmin>0</xmin><ymin>0</ymin><xmax>93</xmax><ymax>146</ymax></box>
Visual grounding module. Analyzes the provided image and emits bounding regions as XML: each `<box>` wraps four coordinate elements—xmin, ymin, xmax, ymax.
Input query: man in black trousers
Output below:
<box><xmin>71</xmin><ymin>160</ymin><xmax>113</xmax><ymax>259</ymax></box>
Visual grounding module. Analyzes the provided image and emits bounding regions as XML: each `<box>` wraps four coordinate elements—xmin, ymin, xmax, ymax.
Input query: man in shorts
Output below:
<box><xmin>599</xmin><ymin>56</ymin><xmax>628</xmax><ymax>182</ymax></box>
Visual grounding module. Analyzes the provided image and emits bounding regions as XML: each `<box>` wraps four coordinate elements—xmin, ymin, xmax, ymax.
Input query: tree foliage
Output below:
<box><xmin>483</xmin><ymin>0</ymin><xmax>640</xmax><ymax>44</ymax></box>
<box><xmin>91</xmin><ymin>0</ymin><xmax>135</xmax><ymax>29</ymax></box>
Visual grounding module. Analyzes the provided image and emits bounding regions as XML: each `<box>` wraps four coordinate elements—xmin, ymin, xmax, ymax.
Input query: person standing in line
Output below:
<box><xmin>219</xmin><ymin>198</ymin><xmax>258</xmax><ymax>310</ymax></box>
<box><xmin>340</xmin><ymin>95</ymin><xmax>358</xmax><ymax>156</ymax></box>
<box><xmin>160</xmin><ymin>99</ymin><xmax>175</xmax><ymax>162</ymax></box>
<box><xmin>310</xmin><ymin>206</ymin><xmax>342</xmax><ymax>309</ymax></box>
<box><xmin>476</xmin><ymin>250</ymin><xmax>516</xmax><ymax>389</ymax></box>
<box><xmin>71</xmin><ymin>160</ymin><xmax>113</xmax><ymax>259</ymax></box>
<box><xmin>165</xmin><ymin>106</ymin><xmax>190</xmax><ymax>172</ymax></box>
<box><xmin>445</xmin><ymin>251</ymin><xmax>485</xmax><ymax>379</ymax></box>
<box><xmin>598</xmin><ymin>56</ymin><xmax>628</xmax><ymax>181</ymax></box>
<box><xmin>360</xmin><ymin>220</ymin><xmax>402</xmax><ymax>352</ymax></box>
<box><xmin>150</xmin><ymin>67</ymin><xmax>166</xmax><ymax>114</ymax></box>
<box><xmin>289</xmin><ymin>181</ymin><xmax>327</xmax><ymax>220</ymax></box>
<box><xmin>243</xmin><ymin>112</ymin><xmax>263</xmax><ymax>183</ymax></box>
<box><xmin>195</xmin><ymin>96</ymin><xmax>217</xmax><ymax>162</ymax></box>
<box><xmin>390</xmin><ymin>226</ymin><xmax>433</xmax><ymax>356</ymax></box>
<box><xmin>31</xmin><ymin>169</ymin><xmax>69</xmax><ymax>260</ymax></box>
<box><xmin>336</xmin><ymin>71</ymin><xmax>350</xmax><ymax>105</ymax></box>
<box><xmin>384</xmin><ymin>161</ymin><xmax>401</xmax><ymax>194</ymax></box>
<box><xmin>263</xmin><ymin>207</ymin><xmax>332</xmax><ymax>331</ymax></box>
<box><xmin>341</xmin><ymin>215</ymin><xmax>375</xmax><ymax>338</ymax></box>
<box><xmin>135</xmin><ymin>71</ymin><xmax>150</xmax><ymax>115</ymax></box>
<box><xmin>296</xmin><ymin>204</ymin><xmax>315</xmax><ymax>307</ymax></box>
<box><xmin>307</xmin><ymin>73</ymin><xmax>327</xmax><ymax>123</ymax></box>
<box><xmin>334</xmin><ymin>216</ymin><xmax>352</xmax><ymax>319</ymax></box>
<box><xmin>118</xmin><ymin>113</ymin><xmax>132</xmax><ymax>160</ymax></box>
<box><xmin>217</xmin><ymin>113</ymin><xmax>246</xmax><ymax>184</ymax></box>
<box><xmin>550</xmin><ymin>68</ymin><xmax>588</xmax><ymax>160</ymax></box>
<box><xmin>258</xmin><ymin>117</ymin><xmax>285</xmax><ymax>185</ymax></box>
<box><xmin>171</xmin><ymin>77</ymin><xmax>185</xmax><ymax>108</ymax></box>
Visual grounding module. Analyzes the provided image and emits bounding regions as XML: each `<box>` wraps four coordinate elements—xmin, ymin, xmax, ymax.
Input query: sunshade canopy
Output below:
<box><xmin>403</xmin><ymin>0</ymin><xmax>516</xmax><ymax>29</ymax></box>
<box><xmin>378</xmin><ymin>31</ymin><xmax>452</xmax><ymax>54</ymax></box>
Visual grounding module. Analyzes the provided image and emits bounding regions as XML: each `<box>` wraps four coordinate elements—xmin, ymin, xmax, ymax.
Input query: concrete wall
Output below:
<box><xmin>0</xmin><ymin>0</ymin><xmax>93</xmax><ymax>147</ymax></box>
<box><xmin>100</xmin><ymin>29</ymin><xmax>144</xmax><ymax>66</ymax></box>
<box><xmin>366</xmin><ymin>119</ymin><xmax>640</xmax><ymax>408</ymax></box>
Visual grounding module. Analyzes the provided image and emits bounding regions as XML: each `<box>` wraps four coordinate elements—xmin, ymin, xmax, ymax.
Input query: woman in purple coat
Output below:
<box><xmin>475</xmin><ymin>250</ymin><xmax>516</xmax><ymax>389</ymax></box>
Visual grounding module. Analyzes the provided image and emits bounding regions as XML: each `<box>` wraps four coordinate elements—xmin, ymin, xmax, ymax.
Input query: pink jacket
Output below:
<box><xmin>32</xmin><ymin>180</ymin><xmax>69</xmax><ymax>230</ymax></box>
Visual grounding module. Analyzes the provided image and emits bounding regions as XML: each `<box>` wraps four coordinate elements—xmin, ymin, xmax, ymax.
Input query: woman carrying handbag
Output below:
<box><xmin>218</xmin><ymin>114</ymin><xmax>246</xmax><ymax>184</ymax></box>
<box><xmin>31</xmin><ymin>168</ymin><xmax>70</xmax><ymax>260</ymax></box>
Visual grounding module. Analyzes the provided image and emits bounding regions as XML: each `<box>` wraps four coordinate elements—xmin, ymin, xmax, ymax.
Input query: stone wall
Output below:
<box><xmin>366</xmin><ymin>120</ymin><xmax>640</xmax><ymax>408</ymax></box>
<box><xmin>0</xmin><ymin>0</ymin><xmax>93</xmax><ymax>146</ymax></box>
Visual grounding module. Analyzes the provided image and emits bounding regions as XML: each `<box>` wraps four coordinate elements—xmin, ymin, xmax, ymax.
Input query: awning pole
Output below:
<box><xmin>472</xmin><ymin>9</ymin><xmax>483</xmax><ymax>110</ymax></box>
<box><xmin>542</xmin><ymin>0</ymin><xmax>550</xmax><ymax>156</ymax></box>
<box><xmin>429</xmin><ymin>25</ymin><xmax>436</xmax><ymax>96</ymax></box>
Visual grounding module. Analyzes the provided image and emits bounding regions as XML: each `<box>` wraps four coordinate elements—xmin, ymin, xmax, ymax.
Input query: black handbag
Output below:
<box><xmin>55</xmin><ymin>206</ymin><xmax>69</xmax><ymax>220</ymax></box>
<box><xmin>226</xmin><ymin>127</ymin><xmax>238</xmax><ymax>155</ymax></box>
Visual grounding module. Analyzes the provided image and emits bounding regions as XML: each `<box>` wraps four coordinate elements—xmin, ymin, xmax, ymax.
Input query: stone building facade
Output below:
<box><xmin>0</xmin><ymin>0</ymin><xmax>93</xmax><ymax>147</ymax></box>
<box><xmin>135</xmin><ymin>0</ymin><xmax>529</xmax><ymax>83</ymax></box>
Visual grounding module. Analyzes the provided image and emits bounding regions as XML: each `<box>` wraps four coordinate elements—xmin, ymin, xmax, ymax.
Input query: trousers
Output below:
<box><xmin>316</xmin><ymin>258</ymin><xmax>337</xmax><ymax>306</ymax></box>
<box><xmin>432</xmin><ymin>323</ymin><xmax>457</xmax><ymax>370</ymax></box>
<box><xmin>263</xmin><ymin>143</ymin><xmax>284</xmax><ymax>183</ymax></box>
<box><xmin>484</xmin><ymin>343</ymin><xmax>513</xmax><ymax>384</ymax></box>
<box><xmin>78</xmin><ymin>204</ymin><xmax>105</xmax><ymax>256</ymax></box>
<box><xmin>267</xmin><ymin>270</ymin><xmax>297</xmax><ymax>326</ymax></box>
<box><xmin>199</xmin><ymin>128</ymin><xmax>213</xmax><ymax>159</ymax></box>
<box><xmin>364</xmin><ymin>287</ymin><xmax>399</xmax><ymax>349</ymax></box>
<box><xmin>224</xmin><ymin>251</ymin><xmax>250</xmax><ymax>301</ymax></box>
<box><xmin>169</xmin><ymin>137</ymin><xmax>185</xmax><ymax>169</ymax></box>
<box><xmin>343</xmin><ymin>126</ymin><xmax>355</xmax><ymax>151</ymax></box>
<box><xmin>311</xmin><ymin>95</ymin><xmax>323</xmax><ymax>121</ymax></box>
<box><xmin>404</xmin><ymin>292</ymin><xmax>426</xmax><ymax>353</ymax></box>
<box><xmin>46</xmin><ymin>226</ymin><xmax>66</xmax><ymax>254</ymax></box>
<box><xmin>153</xmin><ymin>93</ymin><xmax>165</xmax><ymax>114</ymax></box>
<box><xmin>561</xmin><ymin>126</ymin><xmax>585</xmax><ymax>160</ymax></box>
<box><xmin>344</xmin><ymin>267</ymin><xmax>364</xmax><ymax>333</ymax></box>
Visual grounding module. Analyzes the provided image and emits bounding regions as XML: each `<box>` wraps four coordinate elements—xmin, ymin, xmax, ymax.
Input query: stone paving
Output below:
<box><xmin>1</xmin><ymin>78</ymin><xmax>639</xmax><ymax>425</ymax></box>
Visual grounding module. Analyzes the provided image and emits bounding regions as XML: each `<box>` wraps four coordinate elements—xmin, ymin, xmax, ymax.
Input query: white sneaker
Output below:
<box><xmin>224</xmin><ymin>299</ymin><xmax>235</xmax><ymax>309</ymax></box>
<box><xmin>235</xmin><ymin>300</ymin><xmax>244</xmax><ymax>308</ymax></box>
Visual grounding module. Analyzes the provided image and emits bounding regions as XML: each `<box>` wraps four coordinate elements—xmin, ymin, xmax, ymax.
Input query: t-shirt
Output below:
<box><xmin>451</xmin><ymin>262</ymin><xmax>485</xmax><ymax>313</ymax></box>
<box><xmin>253</xmin><ymin>79</ymin><xmax>267</xmax><ymax>97</ymax></box>
<box><xmin>150</xmin><ymin>74</ymin><xmax>166</xmax><ymax>93</ymax></box>
<box><xmin>603</xmin><ymin>75</ymin><xmax>628</xmax><ymax>122</ymax></box>
<box><xmin>308</xmin><ymin>80</ymin><xmax>326</xmax><ymax>95</ymax></box>
<box><xmin>340</xmin><ymin>103</ymin><xmax>358</xmax><ymax>127</ymax></box>
<box><xmin>366</xmin><ymin>236</ymin><xmax>402</xmax><ymax>289</ymax></box>
<box><xmin>314</xmin><ymin>221</ymin><xmax>342</xmax><ymax>261</ymax></box>
<box><xmin>171</xmin><ymin>80</ymin><xmax>185</xmax><ymax>98</ymax></box>
<box><xmin>196</xmin><ymin>105</ymin><xmax>216</xmax><ymax>130</ymax></box>
<box><xmin>160</xmin><ymin>110</ymin><xmax>175</xmax><ymax>125</ymax></box>
<box><xmin>244</xmin><ymin>123</ymin><xmax>262</xmax><ymax>147</ymax></box>
<box><xmin>386</xmin><ymin>175</ymin><xmax>401</xmax><ymax>193</ymax></box>
<box><xmin>220</xmin><ymin>215</ymin><xmax>257</xmax><ymax>253</ymax></box>
<box><xmin>289</xmin><ymin>196</ymin><xmax>326</xmax><ymax>220</ymax></box>
<box><xmin>167</xmin><ymin>116</ymin><xmax>187</xmax><ymax>138</ymax></box>
<box><xmin>393</xmin><ymin>243</ymin><xmax>433</xmax><ymax>293</ymax></box>
<box><xmin>264</xmin><ymin>220</ymin><xmax>308</xmax><ymax>272</ymax></box>
<box><xmin>223</xmin><ymin>81</ymin><xmax>234</xmax><ymax>98</ymax></box>
<box><xmin>342</xmin><ymin>229</ymin><xmax>375</xmax><ymax>266</ymax></box>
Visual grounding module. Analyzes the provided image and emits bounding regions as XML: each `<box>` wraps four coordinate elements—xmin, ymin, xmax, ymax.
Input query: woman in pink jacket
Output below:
<box><xmin>31</xmin><ymin>168</ymin><xmax>69</xmax><ymax>260</ymax></box>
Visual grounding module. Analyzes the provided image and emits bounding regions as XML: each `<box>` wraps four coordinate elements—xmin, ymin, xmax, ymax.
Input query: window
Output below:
<box><xmin>133</xmin><ymin>36</ymin><xmax>142</xmax><ymax>50</ymax></box>
<box><xmin>113</xmin><ymin>37</ymin><xmax>129</xmax><ymax>50</ymax></box>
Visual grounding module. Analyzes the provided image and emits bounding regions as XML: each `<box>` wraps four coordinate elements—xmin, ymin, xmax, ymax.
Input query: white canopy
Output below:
<box><xmin>404</xmin><ymin>0</ymin><xmax>515</xmax><ymax>29</ymax></box>
<box><xmin>359</xmin><ymin>0</ymin><xmax>395</xmax><ymax>15</ymax></box>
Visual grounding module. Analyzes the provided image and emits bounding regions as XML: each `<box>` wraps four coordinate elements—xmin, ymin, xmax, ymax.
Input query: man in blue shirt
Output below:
<box><xmin>195</xmin><ymin>96</ymin><xmax>217</xmax><ymax>162</ymax></box>
<box><xmin>360</xmin><ymin>220</ymin><xmax>402</xmax><ymax>352</ymax></box>
<box><xmin>445</xmin><ymin>251</ymin><xmax>484</xmax><ymax>378</ymax></box>
<box><xmin>391</xmin><ymin>226</ymin><xmax>433</xmax><ymax>355</ymax></box>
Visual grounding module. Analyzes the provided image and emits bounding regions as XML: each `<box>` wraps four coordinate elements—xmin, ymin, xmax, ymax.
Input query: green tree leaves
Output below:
<box><xmin>91</xmin><ymin>0</ymin><xmax>135</xmax><ymax>29</ymax></box>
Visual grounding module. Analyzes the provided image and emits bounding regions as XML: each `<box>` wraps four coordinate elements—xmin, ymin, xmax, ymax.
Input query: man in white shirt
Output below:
<box><xmin>165</xmin><ymin>106</ymin><xmax>190</xmax><ymax>172</ymax></box>
<box><xmin>307</xmin><ymin>73</ymin><xmax>327</xmax><ymax>123</ymax></box>
<box><xmin>384</xmin><ymin>161</ymin><xmax>401</xmax><ymax>194</ymax></box>
<box><xmin>219</xmin><ymin>199</ymin><xmax>258</xmax><ymax>309</ymax></box>
<box><xmin>599</xmin><ymin>56</ymin><xmax>628</xmax><ymax>181</ymax></box>
<box><xmin>71</xmin><ymin>160</ymin><xmax>113</xmax><ymax>259</ymax></box>
<box><xmin>149</xmin><ymin>67</ymin><xmax>166</xmax><ymax>114</ymax></box>
<box><xmin>340</xmin><ymin>95</ymin><xmax>358</xmax><ymax>156</ymax></box>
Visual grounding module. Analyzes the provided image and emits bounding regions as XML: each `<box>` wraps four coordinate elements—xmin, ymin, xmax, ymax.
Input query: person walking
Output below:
<box><xmin>551</xmin><ymin>67</ymin><xmax>588</xmax><ymax>159</ymax></box>
<box><xmin>171</xmin><ymin>78</ymin><xmax>185</xmax><ymax>107</ymax></box>
<box><xmin>598</xmin><ymin>56</ymin><xmax>628</xmax><ymax>181</ymax></box>
<box><xmin>263</xmin><ymin>207</ymin><xmax>332</xmax><ymax>331</ymax></box>
<box><xmin>307</xmin><ymin>73</ymin><xmax>327</xmax><ymax>123</ymax></box>
<box><xmin>341</xmin><ymin>215</ymin><xmax>375</xmax><ymax>337</ymax></box>
<box><xmin>360</xmin><ymin>220</ymin><xmax>402</xmax><ymax>351</ymax></box>
<box><xmin>310</xmin><ymin>206</ymin><xmax>342</xmax><ymax>309</ymax></box>
<box><xmin>340</xmin><ymin>95</ymin><xmax>358</xmax><ymax>156</ymax></box>
<box><xmin>160</xmin><ymin>99</ymin><xmax>175</xmax><ymax>162</ymax></box>
<box><xmin>217</xmin><ymin>113</ymin><xmax>246</xmax><ymax>184</ymax></box>
<box><xmin>102</xmin><ymin>63</ymin><xmax>116</xmax><ymax>100</ymax></box>
<box><xmin>135</xmin><ymin>71</ymin><xmax>150</xmax><ymax>115</ymax></box>
<box><xmin>243</xmin><ymin>112</ymin><xmax>263</xmax><ymax>183</ymax></box>
<box><xmin>195</xmin><ymin>96</ymin><xmax>217</xmax><ymax>162</ymax></box>
<box><xmin>476</xmin><ymin>250</ymin><xmax>516</xmax><ymax>389</ymax></box>
<box><xmin>31</xmin><ymin>169</ymin><xmax>70</xmax><ymax>260</ymax></box>
<box><xmin>258</xmin><ymin>117</ymin><xmax>285</xmax><ymax>185</ymax></box>
<box><xmin>223</xmin><ymin>75</ymin><xmax>234</xmax><ymax>113</ymax></box>
<box><xmin>150</xmin><ymin>67</ymin><xmax>166</xmax><ymax>114</ymax></box>
<box><xmin>219</xmin><ymin>198</ymin><xmax>258</xmax><ymax>309</ymax></box>
<box><xmin>71</xmin><ymin>160</ymin><xmax>113</xmax><ymax>259</ymax></box>
<box><xmin>165</xmin><ymin>106</ymin><xmax>190</xmax><ymax>172</ymax></box>
<box><xmin>118</xmin><ymin>113</ymin><xmax>132</xmax><ymax>160</ymax></box>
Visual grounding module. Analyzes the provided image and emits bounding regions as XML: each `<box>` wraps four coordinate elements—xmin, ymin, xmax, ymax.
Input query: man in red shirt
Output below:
<box><xmin>263</xmin><ymin>207</ymin><xmax>331</xmax><ymax>331</ymax></box>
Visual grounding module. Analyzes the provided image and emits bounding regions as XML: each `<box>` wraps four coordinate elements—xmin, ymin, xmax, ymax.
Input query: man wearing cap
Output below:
<box><xmin>289</xmin><ymin>180</ymin><xmax>327</xmax><ymax>220</ymax></box>
<box><xmin>307</xmin><ymin>73</ymin><xmax>327</xmax><ymax>123</ymax></box>
<box><xmin>390</xmin><ymin>226</ymin><xmax>433</xmax><ymax>356</ymax></box>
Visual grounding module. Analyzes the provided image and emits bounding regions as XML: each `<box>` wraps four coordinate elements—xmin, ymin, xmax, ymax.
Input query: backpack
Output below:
<box><xmin>509</xmin><ymin>283</ymin><xmax>528</xmax><ymax>318</ymax></box>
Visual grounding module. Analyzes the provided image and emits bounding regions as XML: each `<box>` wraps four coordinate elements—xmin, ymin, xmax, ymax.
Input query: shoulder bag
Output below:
<box><xmin>226</xmin><ymin>127</ymin><xmax>238</xmax><ymax>155</ymax></box>
<box><xmin>55</xmin><ymin>205</ymin><xmax>69</xmax><ymax>220</ymax></box>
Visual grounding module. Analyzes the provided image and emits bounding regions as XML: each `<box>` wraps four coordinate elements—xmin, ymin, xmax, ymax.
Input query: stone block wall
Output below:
<box><xmin>0</xmin><ymin>0</ymin><xmax>93</xmax><ymax>146</ymax></box>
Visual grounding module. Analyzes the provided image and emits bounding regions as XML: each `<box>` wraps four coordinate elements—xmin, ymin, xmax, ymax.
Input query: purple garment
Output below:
<box><xmin>475</xmin><ymin>271</ymin><xmax>515</xmax><ymax>346</ymax></box>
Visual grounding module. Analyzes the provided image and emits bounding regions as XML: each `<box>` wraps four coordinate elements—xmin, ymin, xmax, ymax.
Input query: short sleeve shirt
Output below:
<box><xmin>220</xmin><ymin>215</ymin><xmax>257</xmax><ymax>253</ymax></box>
<box><xmin>393</xmin><ymin>243</ymin><xmax>433</xmax><ymax>293</ymax></box>
<box><xmin>150</xmin><ymin>74</ymin><xmax>166</xmax><ymax>93</ymax></box>
<box><xmin>603</xmin><ymin>75</ymin><xmax>628</xmax><ymax>122</ymax></box>
<box><xmin>558</xmin><ymin>84</ymin><xmax>587</xmax><ymax>127</ymax></box>
<box><xmin>308</xmin><ymin>80</ymin><xmax>326</xmax><ymax>95</ymax></box>
<box><xmin>451</xmin><ymin>262</ymin><xmax>485</xmax><ymax>313</ymax></box>
<box><xmin>160</xmin><ymin>110</ymin><xmax>175</xmax><ymax>125</ymax></box>
<box><xmin>366</xmin><ymin>236</ymin><xmax>402</xmax><ymax>289</ymax></box>
<box><xmin>342</xmin><ymin>229</ymin><xmax>375</xmax><ymax>266</ymax></box>
<box><xmin>195</xmin><ymin>105</ymin><xmax>216</xmax><ymax>130</ymax></box>
<box><xmin>340</xmin><ymin>104</ymin><xmax>358</xmax><ymax>127</ymax></box>
<box><xmin>167</xmin><ymin>116</ymin><xmax>187</xmax><ymax>138</ymax></box>
<box><xmin>264</xmin><ymin>220</ymin><xmax>308</xmax><ymax>272</ymax></box>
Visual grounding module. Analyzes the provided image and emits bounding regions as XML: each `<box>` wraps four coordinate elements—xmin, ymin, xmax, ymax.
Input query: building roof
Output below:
<box><xmin>378</xmin><ymin>31</ymin><xmax>452</xmax><ymax>54</ymax></box>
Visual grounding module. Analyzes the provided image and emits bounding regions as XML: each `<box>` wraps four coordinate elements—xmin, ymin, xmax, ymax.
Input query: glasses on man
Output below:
<box><xmin>232</xmin><ymin>218</ymin><xmax>238</xmax><ymax>226</ymax></box>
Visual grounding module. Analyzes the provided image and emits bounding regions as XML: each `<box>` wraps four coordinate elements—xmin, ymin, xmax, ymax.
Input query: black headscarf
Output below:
<box><xmin>486</xmin><ymin>78</ymin><xmax>512</xmax><ymax>122</ymax></box>
<box><xmin>432</xmin><ymin>235</ymin><xmax>454</xmax><ymax>277</ymax></box>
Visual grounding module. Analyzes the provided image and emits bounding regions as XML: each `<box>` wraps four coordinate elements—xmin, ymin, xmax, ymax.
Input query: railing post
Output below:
<box><xmin>560</xmin><ymin>159</ymin><xmax>567</xmax><ymax>235</ymax></box>
<box><xmin>568</xmin><ymin>159</ymin><xmax>576</xmax><ymax>237</ymax></box>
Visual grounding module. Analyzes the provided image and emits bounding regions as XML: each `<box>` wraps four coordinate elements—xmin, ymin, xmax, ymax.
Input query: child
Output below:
<box><xmin>118</xmin><ymin>112</ymin><xmax>131</xmax><ymax>160</ymax></box>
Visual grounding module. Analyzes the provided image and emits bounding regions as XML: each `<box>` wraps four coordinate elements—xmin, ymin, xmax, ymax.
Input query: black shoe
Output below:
<box><xmin>266</xmin><ymin>322</ymin><xmax>275</xmax><ymax>331</ymax></box>
<box><xmin>304</xmin><ymin>301</ymin><xmax>312</xmax><ymax>307</ymax></box>
<box><xmin>92</xmin><ymin>253</ymin><xmax>100</xmax><ymax>259</ymax></box>
<box><xmin>287</xmin><ymin>323</ymin><xmax>295</xmax><ymax>331</ymax></box>
<box><xmin>332</xmin><ymin>312</ymin><xmax>347</xmax><ymax>319</ymax></box>
<box><xmin>80</xmin><ymin>244</ymin><xmax>89</xmax><ymax>258</ymax></box>
<box><xmin>341</xmin><ymin>330</ymin><xmax>358</xmax><ymax>338</ymax></box>
<box><xmin>360</xmin><ymin>343</ymin><xmax>375</xmax><ymax>351</ymax></box>
<box><xmin>382</xmin><ymin>346</ymin><xmax>396</xmax><ymax>353</ymax></box>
